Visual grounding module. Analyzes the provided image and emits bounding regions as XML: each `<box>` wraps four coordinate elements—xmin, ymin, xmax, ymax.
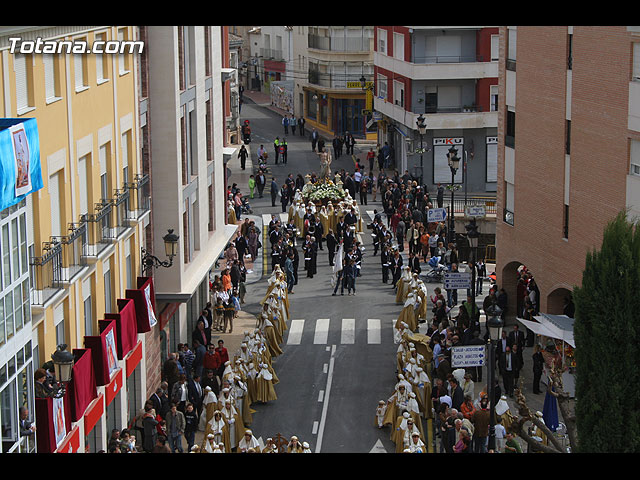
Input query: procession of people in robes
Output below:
<box><xmin>192</xmin><ymin>265</ymin><xmax>312</xmax><ymax>453</ymax></box>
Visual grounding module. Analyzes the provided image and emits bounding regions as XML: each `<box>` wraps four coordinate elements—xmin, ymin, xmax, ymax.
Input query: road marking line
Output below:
<box><xmin>312</xmin><ymin>421</ymin><xmax>319</xmax><ymax>435</ymax></box>
<box><xmin>315</xmin><ymin>344</ymin><xmax>336</xmax><ymax>452</ymax></box>
<box><xmin>318</xmin><ymin>390</ymin><xmax>324</xmax><ymax>402</ymax></box>
<box><xmin>287</xmin><ymin>320</ymin><xmax>305</xmax><ymax>345</ymax></box>
<box><xmin>341</xmin><ymin>318</ymin><xmax>355</xmax><ymax>344</ymax></box>
<box><xmin>314</xmin><ymin>318</ymin><xmax>330</xmax><ymax>344</ymax></box>
<box><xmin>368</xmin><ymin>319</ymin><xmax>381</xmax><ymax>344</ymax></box>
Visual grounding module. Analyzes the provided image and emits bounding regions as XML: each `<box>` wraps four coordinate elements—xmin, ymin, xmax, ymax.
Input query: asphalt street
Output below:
<box><xmin>225</xmin><ymin>95</ymin><xmax>560</xmax><ymax>453</ymax></box>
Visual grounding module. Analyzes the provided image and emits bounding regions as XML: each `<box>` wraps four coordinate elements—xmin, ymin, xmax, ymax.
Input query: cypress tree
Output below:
<box><xmin>572</xmin><ymin>212</ymin><xmax>640</xmax><ymax>452</ymax></box>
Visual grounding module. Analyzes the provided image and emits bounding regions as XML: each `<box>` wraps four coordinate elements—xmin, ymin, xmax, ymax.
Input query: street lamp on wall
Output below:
<box><xmin>141</xmin><ymin>228</ymin><xmax>180</xmax><ymax>272</ymax></box>
<box><xmin>50</xmin><ymin>344</ymin><xmax>74</xmax><ymax>398</ymax></box>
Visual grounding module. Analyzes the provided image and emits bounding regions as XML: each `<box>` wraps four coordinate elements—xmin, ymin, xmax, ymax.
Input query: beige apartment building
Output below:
<box><xmin>495</xmin><ymin>26</ymin><xmax>640</xmax><ymax>319</ymax></box>
<box><xmin>0</xmin><ymin>26</ymin><xmax>148</xmax><ymax>452</ymax></box>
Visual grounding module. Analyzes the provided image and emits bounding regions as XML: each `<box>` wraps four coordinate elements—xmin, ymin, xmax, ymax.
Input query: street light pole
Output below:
<box><xmin>486</xmin><ymin>304</ymin><xmax>504</xmax><ymax>452</ymax></box>
<box><xmin>416</xmin><ymin>114</ymin><xmax>427</xmax><ymax>187</ymax></box>
<box><xmin>447</xmin><ymin>146</ymin><xmax>460</xmax><ymax>246</ymax></box>
<box><xmin>466</xmin><ymin>218</ymin><xmax>479</xmax><ymax>330</ymax></box>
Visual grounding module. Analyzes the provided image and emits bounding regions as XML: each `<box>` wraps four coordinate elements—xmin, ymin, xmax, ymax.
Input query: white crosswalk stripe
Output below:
<box><xmin>368</xmin><ymin>319</ymin><xmax>381</xmax><ymax>344</ymax></box>
<box><xmin>287</xmin><ymin>319</ymin><xmax>305</xmax><ymax>345</ymax></box>
<box><xmin>284</xmin><ymin>318</ymin><xmax>391</xmax><ymax>346</ymax></box>
<box><xmin>341</xmin><ymin>318</ymin><xmax>355</xmax><ymax>344</ymax></box>
<box><xmin>314</xmin><ymin>319</ymin><xmax>330</xmax><ymax>344</ymax></box>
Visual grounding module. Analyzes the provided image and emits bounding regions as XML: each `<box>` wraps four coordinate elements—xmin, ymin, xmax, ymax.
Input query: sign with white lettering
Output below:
<box><xmin>451</xmin><ymin>345</ymin><xmax>486</xmax><ymax>368</ymax></box>
<box><xmin>465</xmin><ymin>205</ymin><xmax>486</xmax><ymax>218</ymax></box>
<box><xmin>427</xmin><ymin>207</ymin><xmax>447</xmax><ymax>223</ymax></box>
<box><xmin>444</xmin><ymin>271</ymin><xmax>471</xmax><ymax>289</ymax></box>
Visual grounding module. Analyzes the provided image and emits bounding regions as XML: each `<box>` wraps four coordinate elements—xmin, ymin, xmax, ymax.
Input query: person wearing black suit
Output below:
<box><xmin>270</xmin><ymin>178</ymin><xmax>278</xmax><ymax>206</ymax></box>
<box><xmin>390</xmin><ymin>249</ymin><xmax>403</xmax><ymax>288</ymax></box>
<box><xmin>344</xmin><ymin>174</ymin><xmax>356</xmax><ymax>199</ymax></box>
<box><xmin>380</xmin><ymin>244</ymin><xmax>390</xmax><ymax>283</ymax></box>
<box><xmin>344</xmin><ymin>208</ymin><xmax>357</xmax><ymax>229</ymax></box>
<box><xmin>326</xmin><ymin>230</ymin><xmax>337</xmax><ymax>266</ymax></box>
<box><xmin>449</xmin><ymin>377</ymin><xmax>464</xmax><ymax>411</ymax></box>
<box><xmin>498</xmin><ymin>346</ymin><xmax>522</xmax><ymax>397</ymax></box>
<box><xmin>255</xmin><ymin>172</ymin><xmax>266</xmax><ymax>198</ymax></box>
<box><xmin>408</xmin><ymin>251</ymin><xmax>421</xmax><ymax>275</ymax></box>
<box><xmin>507</xmin><ymin>325</ymin><xmax>526</xmax><ymax>364</ymax></box>
<box><xmin>336</xmin><ymin>219</ymin><xmax>347</xmax><ymax>241</ymax></box>
<box><xmin>313</xmin><ymin>219</ymin><xmax>324</xmax><ymax>250</ymax></box>
<box><xmin>187</xmin><ymin>374</ymin><xmax>205</xmax><ymax>418</ymax></box>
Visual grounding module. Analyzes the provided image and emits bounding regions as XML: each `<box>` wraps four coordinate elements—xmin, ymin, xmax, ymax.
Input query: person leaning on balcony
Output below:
<box><xmin>34</xmin><ymin>368</ymin><xmax>54</xmax><ymax>398</ymax></box>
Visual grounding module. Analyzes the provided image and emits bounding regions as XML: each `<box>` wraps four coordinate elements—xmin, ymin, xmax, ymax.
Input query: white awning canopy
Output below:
<box><xmin>517</xmin><ymin>313</ymin><xmax>575</xmax><ymax>348</ymax></box>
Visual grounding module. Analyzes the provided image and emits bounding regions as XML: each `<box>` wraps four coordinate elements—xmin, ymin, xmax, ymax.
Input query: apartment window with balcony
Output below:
<box><xmin>506</xmin><ymin>108</ymin><xmax>516</xmax><ymax>148</ymax></box>
<box><xmin>377</xmin><ymin>74</ymin><xmax>387</xmax><ymax>101</ymax></box>
<box><xmin>49</xmin><ymin>170</ymin><xmax>64</xmax><ymax>238</ymax></box>
<box><xmin>54</xmin><ymin>302</ymin><xmax>65</xmax><ymax>346</ymax></box>
<box><xmin>393</xmin><ymin>80</ymin><xmax>405</xmax><ymax>108</ymax></box>
<box><xmin>506</xmin><ymin>28</ymin><xmax>517</xmax><ymax>71</ymax></box>
<box><xmin>490</xmin><ymin>85</ymin><xmax>498</xmax><ymax>112</ymax></box>
<box><xmin>82</xmin><ymin>276</ymin><xmax>93</xmax><ymax>336</ymax></box>
<box><xmin>78</xmin><ymin>154</ymin><xmax>89</xmax><ymax>216</ymax></box>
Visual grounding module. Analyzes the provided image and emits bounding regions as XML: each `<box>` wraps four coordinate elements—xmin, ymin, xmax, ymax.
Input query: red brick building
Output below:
<box><xmin>496</xmin><ymin>26</ymin><xmax>640</xmax><ymax>319</ymax></box>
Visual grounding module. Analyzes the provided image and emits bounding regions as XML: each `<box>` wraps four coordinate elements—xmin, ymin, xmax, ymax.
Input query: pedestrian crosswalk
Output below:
<box><xmin>285</xmin><ymin>318</ymin><xmax>391</xmax><ymax>346</ymax></box>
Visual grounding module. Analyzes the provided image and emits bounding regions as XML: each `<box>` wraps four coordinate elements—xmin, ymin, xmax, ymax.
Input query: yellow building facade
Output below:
<box><xmin>0</xmin><ymin>26</ymin><xmax>148</xmax><ymax>452</ymax></box>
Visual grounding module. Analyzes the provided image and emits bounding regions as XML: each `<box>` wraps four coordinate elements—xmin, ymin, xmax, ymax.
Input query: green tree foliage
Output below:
<box><xmin>572</xmin><ymin>212</ymin><xmax>640</xmax><ymax>452</ymax></box>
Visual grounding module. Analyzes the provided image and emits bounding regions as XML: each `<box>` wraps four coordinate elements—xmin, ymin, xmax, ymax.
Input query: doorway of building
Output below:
<box><xmin>335</xmin><ymin>99</ymin><xmax>365</xmax><ymax>137</ymax></box>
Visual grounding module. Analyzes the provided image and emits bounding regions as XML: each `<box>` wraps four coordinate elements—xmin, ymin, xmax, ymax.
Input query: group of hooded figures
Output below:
<box><xmin>375</xmin><ymin>264</ymin><xmax>522</xmax><ymax>453</ymax></box>
<box><xmin>374</xmin><ymin>265</ymin><xmax>433</xmax><ymax>453</ymax></box>
<box><xmin>288</xmin><ymin>189</ymin><xmax>364</xmax><ymax>240</ymax></box>
<box><xmin>194</xmin><ymin>266</ymin><xmax>312</xmax><ymax>453</ymax></box>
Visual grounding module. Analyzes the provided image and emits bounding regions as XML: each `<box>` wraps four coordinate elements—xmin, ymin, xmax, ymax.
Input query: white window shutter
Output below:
<box><xmin>14</xmin><ymin>54</ymin><xmax>28</xmax><ymax>110</ymax></box>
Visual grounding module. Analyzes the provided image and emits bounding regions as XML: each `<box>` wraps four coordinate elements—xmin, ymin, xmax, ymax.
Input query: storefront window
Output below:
<box><xmin>307</xmin><ymin>92</ymin><xmax>317</xmax><ymax>121</ymax></box>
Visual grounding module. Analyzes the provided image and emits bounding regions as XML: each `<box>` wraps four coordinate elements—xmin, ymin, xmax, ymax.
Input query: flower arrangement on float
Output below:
<box><xmin>302</xmin><ymin>178</ymin><xmax>347</xmax><ymax>206</ymax></box>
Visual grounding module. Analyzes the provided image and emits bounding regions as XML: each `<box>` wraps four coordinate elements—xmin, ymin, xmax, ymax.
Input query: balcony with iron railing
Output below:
<box><xmin>308</xmin><ymin>34</ymin><xmax>372</xmax><ymax>53</ymax></box>
<box><xmin>29</xmin><ymin>239</ymin><xmax>63</xmax><ymax>307</ymax></box>
<box><xmin>83</xmin><ymin>200</ymin><xmax>115</xmax><ymax>257</ymax></box>
<box><xmin>260</xmin><ymin>47</ymin><xmax>284</xmax><ymax>61</ymax></box>
<box><xmin>125</xmin><ymin>173</ymin><xmax>151</xmax><ymax>222</ymax></box>
<box><xmin>112</xmin><ymin>188</ymin><xmax>131</xmax><ymax>238</ymax></box>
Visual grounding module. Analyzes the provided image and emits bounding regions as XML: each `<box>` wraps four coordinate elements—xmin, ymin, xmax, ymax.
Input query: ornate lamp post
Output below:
<box><xmin>466</xmin><ymin>218</ymin><xmax>480</xmax><ymax>329</ymax></box>
<box><xmin>141</xmin><ymin>228</ymin><xmax>180</xmax><ymax>274</ymax></box>
<box><xmin>447</xmin><ymin>146</ymin><xmax>461</xmax><ymax>245</ymax></box>
<box><xmin>50</xmin><ymin>344</ymin><xmax>75</xmax><ymax>398</ymax></box>
<box><xmin>416</xmin><ymin>114</ymin><xmax>427</xmax><ymax>186</ymax></box>
<box><xmin>486</xmin><ymin>304</ymin><xmax>504</xmax><ymax>452</ymax></box>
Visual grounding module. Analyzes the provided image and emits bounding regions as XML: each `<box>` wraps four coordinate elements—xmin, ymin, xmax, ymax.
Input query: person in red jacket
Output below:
<box><xmin>203</xmin><ymin>344</ymin><xmax>221</xmax><ymax>373</ymax></box>
<box><xmin>214</xmin><ymin>340</ymin><xmax>229</xmax><ymax>379</ymax></box>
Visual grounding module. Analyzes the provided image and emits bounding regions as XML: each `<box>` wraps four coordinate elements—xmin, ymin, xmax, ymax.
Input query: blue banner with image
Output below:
<box><xmin>0</xmin><ymin>117</ymin><xmax>43</xmax><ymax>211</ymax></box>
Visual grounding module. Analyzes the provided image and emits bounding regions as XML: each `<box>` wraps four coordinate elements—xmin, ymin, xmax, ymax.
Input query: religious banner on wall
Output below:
<box><xmin>0</xmin><ymin>118</ymin><xmax>42</xmax><ymax>211</ymax></box>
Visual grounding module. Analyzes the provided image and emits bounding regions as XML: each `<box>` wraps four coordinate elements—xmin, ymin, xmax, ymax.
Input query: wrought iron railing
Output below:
<box><xmin>29</xmin><ymin>240</ymin><xmax>63</xmax><ymax>306</ymax></box>
<box><xmin>84</xmin><ymin>201</ymin><xmax>114</xmax><ymax>257</ymax></box>
<box><xmin>125</xmin><ymin>173</ymin><xmax>150</xmax><ymax>221</ymax></box>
